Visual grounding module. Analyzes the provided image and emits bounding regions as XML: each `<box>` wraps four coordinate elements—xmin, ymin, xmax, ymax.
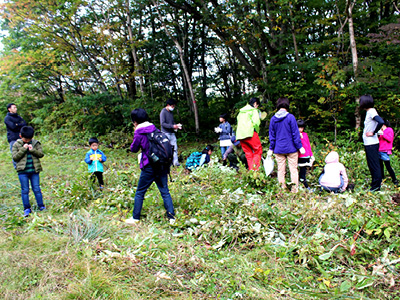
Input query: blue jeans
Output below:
<box><xmin>319</xmin><ymin>174</ymin><xmax>344</xmax><ymax>193</ymax></box>
<box><xmin>133</xmin><ymin>165</ymin><xmax>175</xmax><ymax>220</ymax></box>
<box><xmin>220</xmin><ymin>146</ymin><xmax>228</xmax><ymax>157</ymax></box>
<box><xmin>10</xmin><ymin>140</ymin><xmax>17</xmax><ymax>169</ymax></box>
<box><xmin>18</xmin><ymin>172</ymin><xmax>44</xmax><ymax>210</ymax></box>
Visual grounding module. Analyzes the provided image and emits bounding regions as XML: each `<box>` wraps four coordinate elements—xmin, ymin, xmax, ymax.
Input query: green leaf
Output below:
<box><xmin>340</xmin><ymin>280</ymin><xmax>352</xmax><ymax>292</ymax></box>
<box><xmin>318</xmin><ymin>252</ymin><xmax>332</xmax><ymax>261</ymax></box>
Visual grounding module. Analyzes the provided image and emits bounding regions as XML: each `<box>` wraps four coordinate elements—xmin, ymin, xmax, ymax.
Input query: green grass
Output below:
<box><xmin>1</xmin><ymin>133</ymin><xmax>400</xmax><ymax>299</ymax></box>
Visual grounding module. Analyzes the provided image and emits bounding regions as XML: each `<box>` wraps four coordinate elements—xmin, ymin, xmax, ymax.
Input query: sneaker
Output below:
<box><xmin>125</xmin><ymin>218</ymin><xmax>140</xmax><ymax>224</ymax></box>
<box><xmin>39</xmin><ymin>206</ymin><xmax>46</xmax><ymax>211</ymax></box>
<box><xmin>23</xmin><ymin>208</ymin><xmax>32</xmax><ymax>217</ymax></box>
<box><xmin>394</xmin><ymin>180</ymin><xmax>399</xmax><ymax>187</ymax></box>
<box><xmin>174</xmin><ymin>163</ymin><xmax>181</xmax><ymax>167</ymax></box>
<box><xmin>169</xmin><ymin>218</ymin><xmax>176</xmax><ymax>225</ymax></box>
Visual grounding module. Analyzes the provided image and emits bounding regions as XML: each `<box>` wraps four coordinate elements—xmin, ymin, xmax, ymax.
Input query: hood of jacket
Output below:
<box><xmin>274</xmin><ymin>109</ymin><xmax>289</xmax><ymax>122</ymax></box>
<box><xmin>325</xmin><ymin>151</ymin><xmax>339</xmax><ymax>164</ymax></box>
<box><xmin>135</xmin><ymin>122</ymin><xmax>157</xmax><ymax>135</ymax></box>
<box><xmin>239</xmin><ymin>104</ymin><xmax>257</xmax><ymax>113</ymax></box>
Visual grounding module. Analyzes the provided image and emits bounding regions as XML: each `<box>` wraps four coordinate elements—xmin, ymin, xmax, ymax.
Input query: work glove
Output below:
<box><xmin>267</xmin><ymin>150</ymin><xmax>273</xmax><ymax>157</ymax></box>
<box><xmin>299</xmin><ymin>147</ymin><xmax>306</xmax><ymax>155</ymax></box>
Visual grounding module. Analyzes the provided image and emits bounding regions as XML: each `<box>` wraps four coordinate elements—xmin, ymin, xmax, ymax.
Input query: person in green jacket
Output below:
<box><xmin>236</xmin><ymin>98</ymin><xmax>262</xmax><ymax>170</ymax></box>
<box><xmin>12</xmin><ymin>126</ymin><xmax>45</xmax><ymax>217</ymax></box>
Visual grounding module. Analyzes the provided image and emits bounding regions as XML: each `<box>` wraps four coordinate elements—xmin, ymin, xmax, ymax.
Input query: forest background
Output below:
<box><xmin>0</xmin><ymin>0</ymin><xmax>400</xmax><ymax>143</ymax></box>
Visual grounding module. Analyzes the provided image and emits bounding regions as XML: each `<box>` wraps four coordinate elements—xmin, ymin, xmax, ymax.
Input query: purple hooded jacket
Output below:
<box><xmin>130</xmin><ymin>122</ymin><xmax>157</xmax><ymax>169</ymax></box>
<box><xmin>269</xmin><ymin>109</ymin><xmax>302</xmax><ymax>154</ymax></box>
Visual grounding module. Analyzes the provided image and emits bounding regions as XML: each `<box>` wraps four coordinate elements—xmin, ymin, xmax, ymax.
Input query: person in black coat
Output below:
<box><xmin>4</xmin><ymin>103</ymin><xmax>27</xmax><ymax>168</ymax></box>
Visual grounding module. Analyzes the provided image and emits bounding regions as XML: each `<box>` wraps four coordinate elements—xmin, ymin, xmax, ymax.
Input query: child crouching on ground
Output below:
<box><xmin>12</xmin><ymin>126</ymin><xmax>45</xmax><ymax>217</ymax></box>
<box><xmin>319</xmin><ymin>151</ymin><xmax>348</xmax><ymax>193</ymax></box>
<box><xmin>185</xmin><ymin>145</ymin><xmax>214</xmax><ymax>171</ymax></box>
<box><xmin>84</xmin><ymin>137</ymin><xmax>107</xmax><ymax>189</ymax></box>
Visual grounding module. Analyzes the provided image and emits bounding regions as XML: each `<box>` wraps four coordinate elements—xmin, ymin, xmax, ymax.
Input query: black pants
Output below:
<box><xmin>227</xmin><ymin>153</ymin><xmax>248</xmax><ymax>170</ymax></box>
<box><xmin>380</xmin><ymin>159</ymin><xmax>397</xmax><ymax>183</ymax></box>
<box><xmin>91</xmin><ymin>172</ymin><xmax>104</xmax><ymax>187</ymax></box>
<box><xmin>365</xmin><ymin>144</ymin><xmax>382</xmax><ymax>191</ymax></box>
<box><xmin>299</xmin><ymin>166</ymin><xmax>309</xmax><ymax>188</ymax></box>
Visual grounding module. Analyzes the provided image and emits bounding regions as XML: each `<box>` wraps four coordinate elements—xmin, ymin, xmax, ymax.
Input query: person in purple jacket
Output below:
<box><xmin>125</xmin><ymin>108</ymin><xmax>175</xmax><ymax>225</ymax></box>
<box><xmin>268</xmin><ymin>97</ymin><xmax>305</xmax><ymax>193</ymax></box>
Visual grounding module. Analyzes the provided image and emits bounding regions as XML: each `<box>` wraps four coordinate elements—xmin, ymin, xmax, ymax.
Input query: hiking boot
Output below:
<box><xmin>23</xmin><ymin>208</ymin><xmax>32</xmax><ymax>217</ymax></box>
<box><xmin>394</xmin><ymin>180</ymin><xmax>399</xmax><ymax>187</ymax></box>
<box><xmin>125</xmin><ymin>218</ymin><xmax>140</xmax><ymax>224</ymax></box>
<box><xmin>38</xmin><ymin>206</ymin><xmax>46</xmax><ymax>211</ymax></box>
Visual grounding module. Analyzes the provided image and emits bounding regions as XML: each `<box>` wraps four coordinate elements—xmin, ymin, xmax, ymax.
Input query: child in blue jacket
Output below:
<box><xmin>84</xmin><ymin>137</ymin><xmax>107</xmax><ymax>188</ymax></box>
<box><xmin>215</xmin><ymin>113</ymin><xmax>233</xmax><ymax>157</ymax></box>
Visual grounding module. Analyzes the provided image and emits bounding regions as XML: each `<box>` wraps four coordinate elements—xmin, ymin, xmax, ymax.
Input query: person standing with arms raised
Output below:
<box><xmin>160</xmin><ymin>99</ymin><xmax>182</xmax><ymax>167</ymax></box>
<box><xmin>4</xmin><ymin>103</ymin><xmax>27</xmax><ymax>168</ymax></box>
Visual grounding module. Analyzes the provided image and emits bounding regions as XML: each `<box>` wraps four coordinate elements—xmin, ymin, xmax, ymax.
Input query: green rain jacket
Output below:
<box><xmin>236</xmin><ymin>104</ymin><xmax>261</xmax><ymax>140</ymax></box>
<box><xmin>12</xmin><ymin>139</ymin><xmax>44</xmax><ymax>173</ymax></box>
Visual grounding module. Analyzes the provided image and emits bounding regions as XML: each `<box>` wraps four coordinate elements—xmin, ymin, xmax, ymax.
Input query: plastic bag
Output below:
<box><xmin>263</xmin><ymin>156</ymin><xmax>274</xmax><ymax>177</ymax></box>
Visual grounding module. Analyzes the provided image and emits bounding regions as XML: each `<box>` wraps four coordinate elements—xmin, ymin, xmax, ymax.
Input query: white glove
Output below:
<box><xmin>267</xmin><ymin>150</ymin><xmax>273</xmax><ymax>157</ymax></box>
<box><xmin>310</xmin><ymin>155</ymin><xmax>315</xmax><ymax>165</ymax></box>
<box><xmin>214</xmin><ymin>127</ymin><xmax>222</xmax><ymax>133</ymax></box>
<box><xmin>299</xmin><ymin>147</ymin><xmax>306</xmax><ymax>155</ymax></box>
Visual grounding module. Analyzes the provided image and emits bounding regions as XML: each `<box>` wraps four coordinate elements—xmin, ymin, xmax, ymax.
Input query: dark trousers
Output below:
<box><xmin>91</xmin><ymin>172</ymin><xmax>104</xmax><ymax>187</ymax></box>
<box><xmin>133</xmin><ymin>165</ymin><xmax>175</xmax><ymax>220</ymax></box>
<box><xmin>380</xmin><ymin>160</ymin><xmax>397</xmax><ymax>183</ymax></box>
<box><xmin>365</xmin><ymin>144</ymin><xmax>382</xmax><ymax>191</ymax></box>
<box><xmin>299</xmin><ymin>166</ymin><xmax>309</xmax><ymax>188</ymax></box>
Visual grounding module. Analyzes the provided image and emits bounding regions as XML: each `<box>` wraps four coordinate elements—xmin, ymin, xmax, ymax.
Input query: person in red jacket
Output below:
<box><xmin>378</xmin><ymin>119</ymin><xmax>398</xmax><ymax>186</ymax></box>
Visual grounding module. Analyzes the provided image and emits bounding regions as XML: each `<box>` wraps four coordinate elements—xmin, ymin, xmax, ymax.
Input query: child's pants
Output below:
<box><xmin>91</xmin><ymin>172</ymin><xmax>104</xmax><ymax>187</ymax></box>
<box><xmin>220</xmin><ymin>146</ymin><xmax>228</xmax><ymax>157</ymax></box>
<box><xmin>275</xmin><ymin>152</ymin><xmax>299</xmax><ymax>193</ymax></box>
<box><xmin>319</xmin><ymin>174</ymin><xmax>344</xmax><ymax>193</ymax></box>
<box><xmin>18</xmin><ymin>172</ymin><xmax>44</xmax><ymax>210</ymax></box>
<box><xmin>240</xmin><ymin>132</ymin><xmax>262</xmax><ymax>171</ymax></box>
<box><xmin>379</xmin><ymin>152</ymin><xmax>398</xmax><ymax>183</ymax></box>
<box><xmin>299</xmin><ymin>166</ymin><xmax>309</xmax><ymax>188</ymax></box>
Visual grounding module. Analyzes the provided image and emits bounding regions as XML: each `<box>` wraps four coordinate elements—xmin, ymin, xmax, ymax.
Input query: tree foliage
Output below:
<box><xmin>0</xmin><ymin>0</ymin><xmax>399</xmax><ymax>137</ymax></box>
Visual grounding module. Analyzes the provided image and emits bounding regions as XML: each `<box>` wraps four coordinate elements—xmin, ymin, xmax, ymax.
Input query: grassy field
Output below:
<box><xmin>1</xmin><ymin>133</ymin><xmax>400</xmax><ymax>299</ymax></box>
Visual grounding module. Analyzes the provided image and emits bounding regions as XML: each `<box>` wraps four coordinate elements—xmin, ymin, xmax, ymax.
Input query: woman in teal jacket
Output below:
<box><xmin>236</xmin><ymin>98</ymin><xmax>262</xmax><ymax>170</ymax></box>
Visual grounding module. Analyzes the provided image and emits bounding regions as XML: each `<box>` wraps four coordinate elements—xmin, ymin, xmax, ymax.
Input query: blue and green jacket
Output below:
<box><xmin>84</xmin><ymin>149</ymin><xmax>107</xmax><ymax>173</ymax></box>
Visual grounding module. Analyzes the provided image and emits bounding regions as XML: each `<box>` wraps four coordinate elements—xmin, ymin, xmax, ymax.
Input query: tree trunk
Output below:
<box><xmin>126</xmin><ymin>0</ymin><xmax>145</xmax><ymax>97</ymax></box>
<box><xmin>153</xmin><ymin>1</ymin><xmax>200</xmax><ymax>133</ymax></box>
<box><xmin>347</xmin><ymin>0</ymin><xmax>361</xmax><ymax>129</ymax></box>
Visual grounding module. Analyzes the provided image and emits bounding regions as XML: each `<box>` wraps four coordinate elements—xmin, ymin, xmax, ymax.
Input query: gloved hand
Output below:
<box><xmin>299</xmin><ymin>147</ymin><xmax>306</xmax><ymax>155</ymax></box>
<box><xmin>310</xmin><ymin>155</ymin><xmax>315</xmax><ymax>165</ymax></box>
<box><xmin>267</xmin><ymin>150</ymin><xmax>273</xmax><ymax>157</ymax></box>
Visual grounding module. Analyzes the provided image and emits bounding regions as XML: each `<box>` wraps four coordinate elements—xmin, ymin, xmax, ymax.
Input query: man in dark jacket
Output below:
<box><xmin>4</xmin><ymin>103</ymin><xmax>27</xmax><ymax>168</ymax></box>
<box><xmin>159</xmin><ymin>99</ymin><xmax>182</xmax><ymax>166</ymax></box>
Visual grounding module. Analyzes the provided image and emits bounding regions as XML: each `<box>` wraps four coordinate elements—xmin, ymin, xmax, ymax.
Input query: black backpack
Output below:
<box><xmin>146</xmin><ymin>130</ymin><xmax>174</xmax><ymax>173</ymax></box>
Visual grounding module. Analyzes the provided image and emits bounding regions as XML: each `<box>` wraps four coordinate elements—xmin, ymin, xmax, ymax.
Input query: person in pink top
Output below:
<box><xmin>319</xmin><ymin>151</ymin><xmax>348</xmax><ymax>193</ymax></box>
<box><xmin>297</xmin><ymin>120</ymin><xmax>314</xmax><ymax>190</ymax></box>
<box><xmin>379</xmin><ymin>120</ymin><xmax>398</xmax><ymax>186</ymax></box>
